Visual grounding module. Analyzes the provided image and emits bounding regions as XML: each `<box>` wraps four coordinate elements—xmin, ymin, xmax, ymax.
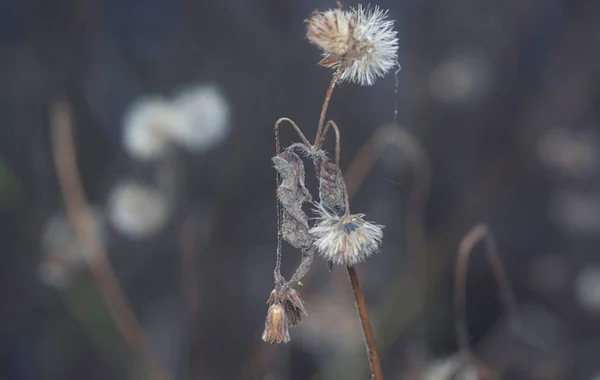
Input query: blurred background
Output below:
<box><xmin>1</xmin><ymin>0</ymin><xmax>600</xmax><ymax>379</ymax></box>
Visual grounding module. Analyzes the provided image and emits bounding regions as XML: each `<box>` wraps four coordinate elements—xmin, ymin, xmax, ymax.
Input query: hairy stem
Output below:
<box><xmin>275</xmin><ymin>117</ymin><xmax>311</xmax><ymax>154</ymax></box>
<box><xmin>51</xmin><ymin>102</ymin><xmax>171</xmax><ymax>380</ymax></box>
<box><xmin>314</xmin><ymin>72</ymin><xmax>341</xmax><ymax>149</ymax></box>
<box><xmin>347</xmin><ymin>266</ymin><xmax>383</xmax><ymax>380</ymax></box>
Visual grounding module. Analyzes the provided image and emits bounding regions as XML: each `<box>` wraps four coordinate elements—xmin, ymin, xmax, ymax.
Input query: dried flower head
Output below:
<box><xmin>306</xmin><ymin>4</ymin><xmax>398</xmax><ymax>86</ymax></box>
<box><xmin>309</xmin><ymin>203</ymin><xmax>384</xmax><ymax>266</ymax></box>
<box><xmin>268</xmin><ymin>288</ymin><xmax>307</xmax><ymax>327</ymax></box>
<box><xmin>262</xmin><ymin>303</ymin><xmax>290</xmax><ymax>344</ymax></box>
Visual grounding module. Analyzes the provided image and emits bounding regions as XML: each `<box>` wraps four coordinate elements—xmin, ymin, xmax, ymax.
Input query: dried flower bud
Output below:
<box><xmin>306</xmin><ymin>5</ymin><xmax>399</xmax><ymax>86</ymax></box>
<box><xmin>269</xmin><ymin>288</ymin><xmax>308</xmax><ymax>328</ymax></box>
<box><xmin>309</xmin><ymin>203</ymin><xmax>384</xmax><ymax>266</ymax></box>
<box><xmin>262</xmin><ymin>304</ymin><xmax>290</xmax><ymax>344</ymax></box>
<box><xmin>317</xmin><ymin>158</ymin><xmax>347</xmax><ymax>216</ymax></box>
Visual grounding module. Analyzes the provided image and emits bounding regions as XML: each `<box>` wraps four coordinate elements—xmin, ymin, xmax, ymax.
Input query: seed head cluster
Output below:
<box><xmin>306</xmin><ymin>5</ymin><xmax>398</xmax><ymax>86</ymax></box>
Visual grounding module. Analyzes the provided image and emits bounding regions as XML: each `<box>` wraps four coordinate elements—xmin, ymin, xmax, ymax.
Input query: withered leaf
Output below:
<box><xmin>273</xmin><ymin>149</ymin><xmax>313</xmax><ymax>250</ymax></box>
<box><xmin>317</xmin><ymin>158</ymin><xmax>347</xmax><ymax>216</ymax></box>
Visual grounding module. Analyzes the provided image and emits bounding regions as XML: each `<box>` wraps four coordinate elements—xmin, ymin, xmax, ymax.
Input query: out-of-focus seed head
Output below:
<box><xmin>122</xmin><ymin>96</ymin><xmax>183</xmax><ymax>161</ymax></box>
<box><xmin>309</xmin><ymin>203</ymin><xmax>384</xmax><ymax>266</ymax></box>
<box><xmin>106</xmin><ymin>179</ymin><xmax>171</xmax><ymax>239</ymax></box>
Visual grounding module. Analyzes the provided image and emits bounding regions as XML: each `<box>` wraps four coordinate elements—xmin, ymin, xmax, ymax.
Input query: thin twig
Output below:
<box><xmin>275</xmin><ymin>117</ymin><xmax>312</xmax><ymax>154</ymax></box>
<box><xmin>321</xmin><ymin>119</ymin><xmax>341</xmax><ymax>165</ymax></box>
<box><xmin>314</xmin><ymin>72</ymin><xmax>341</xmax><ymax>148</ymax></box>
<box><xmin>455</xmin><ymin>223</ymin><xmax>519</xmax><ymax>359</ymax></box>
<box><xmin>50</xmin><ymin>101</ymin><xmax>171</xmax><ymax>380</ymax></box>
<box><xmin>347</xmin><ymin>266</ymin><xmax>383</xmax><ymax>380</ymax></box>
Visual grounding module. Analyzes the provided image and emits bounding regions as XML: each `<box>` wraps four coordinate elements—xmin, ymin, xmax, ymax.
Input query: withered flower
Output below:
<box><xmin>262</xmin><ymin>303</ymin><xmax>290</xmax><ymax>344</ymax></box>
<box><xmin>306</xmin><ymin>4</ymin><xmax>398</xmax><ymax>86</ymax></box>
<box><xmin>309</xmin><ymin>203</ymin><xmax>384</xmax><ymax>266</ymax></box>
<box><xmin>268</xmin><ymin>288</ymin><xmax>307</xmax><ymax>327</ymax></box>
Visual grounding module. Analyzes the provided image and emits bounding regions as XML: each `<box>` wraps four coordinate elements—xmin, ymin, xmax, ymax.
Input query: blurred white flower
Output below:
<box><xmin>575</xmin><ymin>266</ymin><xmax>600</xmax><ymax>314</ymax></box>
<box><xmin>107</xmin><ymin>179</ymin><xmax>171</xmax><ymax>239</ymax></box>
<box><xmin>122</xmin><ymin>96</ymin><xmax>185</xmax><ymax>161</ymax></box>
<box><xmin>424</xmin><ymin>356</ymin><xmax>480</xmax><ymax>380</ymax></box>
<box><xmin>309</xmin><ymin>203</ymin><xmax>384</xmax><ymax>266</ymax></box>
<box><xmin>122</xmin><ymin>85</ymin><xmax>230</xmax><ymax>161</ymax></box>
<box><xmin>306</xmin><ymin>5</ymin><xmax>398</xmax><ymax>86</ymax></box>
<box><xmin>549</xmin><ymin>189</ymin><xmax>600</xmax><ymax>234</ymax></box>
<box><xmin>429</xmin><ymin>52</ymin><xmax>491</xmax><ymax>104</ymax></box>
<box><xmin>171</xmin><ymin>85</ymin><xmax>230</xmax><ymax>152</ymax></box>
<box><xmin>38</xmin><ymin>208</ymin><xmax>106</xmax><ymax>288</ymax></box>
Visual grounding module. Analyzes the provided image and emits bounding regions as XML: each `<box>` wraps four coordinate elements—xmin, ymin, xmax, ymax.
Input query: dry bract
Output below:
<box><xmin>262</xmin><ymin>303</ymin><xmax>290</xmax><ymax>344</ymax></box>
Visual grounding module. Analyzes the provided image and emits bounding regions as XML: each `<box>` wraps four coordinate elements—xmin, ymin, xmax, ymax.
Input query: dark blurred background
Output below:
<box><xmin>1</xmin><ymin>0</ymin><xmax>600</xmax><ymax>379</ymax></box>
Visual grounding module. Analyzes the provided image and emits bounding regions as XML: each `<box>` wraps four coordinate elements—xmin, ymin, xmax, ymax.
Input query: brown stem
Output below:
<box><xmin>347</xmin><ymin>266</ymin><xmax>383</xmax><ymax>380</ymax></box>
<box><xmin>50</xmin><ymin>101</ymin><xmax>171</xmax><ymax>380</ymax></box>
<box><xmin>455</xmin><ymin>223</ymin><xmax>519</xmax><ymax>358</ymax></box>
<box><xmin>275</xmin><ymin>117</ymin><xmax>311</xmax><ymax>154</ymax></box>
<box><xmin>314</xmin><ymin>72</ymin><xmax>341</xmax><ymax>149</ymax></box>
<box><xmin>321</xmin><ymin>120</ymin><xmax>341</xmax><ymax>165</ymax></box>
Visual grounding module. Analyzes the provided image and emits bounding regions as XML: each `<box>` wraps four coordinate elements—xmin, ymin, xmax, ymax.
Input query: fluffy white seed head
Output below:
<box><xmin>107</xmin><ymin>179</ymin><xmax>171</xmax><ymax>239</ymax></box>
<box><xmin>122</xmin><ymin>96</ymin><xmax>185</xmax><ymax>161</ymax></box>
<box><xmin>309</xmin><ymin>203</ymin><xmax>384</xmax><ymax>266</ymax></box>
<box><xmin>171</xmin><ymin>85</ymin><xmax>230</xmax><ymax>153</ymax></box>
<box><xmin>306</xmin><ymin>4</ymin><xmax>398</xmax><ymax>86</ymax></box>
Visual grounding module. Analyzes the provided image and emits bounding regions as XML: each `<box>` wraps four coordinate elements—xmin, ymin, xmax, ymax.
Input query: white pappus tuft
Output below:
<box><xmin>106</xmin><ymin>179</ymin><xmax>171</xmax><ymax>239</ymax></box>
<box><xmin>306</xmin><ymin>4</ymin><xmax>398</xmax><ymax>86</ymax></box>
<box><xmin>309</xmin><ymin>203</ymin><xmax>384</xmax><ymax>266</ymax></box>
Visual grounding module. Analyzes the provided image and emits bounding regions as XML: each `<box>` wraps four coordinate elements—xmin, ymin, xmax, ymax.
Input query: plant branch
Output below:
<box><xmin>347</xmin><ymin>266</ymin><xmax>383</xmax><ymax>380</ymax></box>
<box><xmin>321</xmin><ymin>120</ymin><xmax>341</xmax><ymax>165</ymax></box>
<box><xmin>314</xmin><ymin>72</ymin><xmax>341</xmax><ymax>149</ymax></box>
<box><xmin>50</xmin><ymin>101</ymin><xmax>171</xmax><ymax>380</ymax></box>
<box><xmin>275</xmin><ymin>117</ymin><xmax>311</xmax><ymax>154</ymax></box>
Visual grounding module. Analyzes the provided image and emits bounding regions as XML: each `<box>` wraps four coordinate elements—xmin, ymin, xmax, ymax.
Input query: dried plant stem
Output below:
<box><xmin>321</xmin><ymin>120</ymin><xmax>342</xmax><ymax>167</ymax></box>
<box><xmin>347</xmin><ymin>266</ymin><xmax>383</xmax><ymax>380</ymax></box>
<box><xmin>455</xmin><ymin>223</ymin><xmax>519</xmax><ymax>358</ymax></box>
<box><xmin>314</xmin><ymin>72</ymin><xmax>341</xmax><ymax>148</ymax></box>
<box><xmin>275</xmin><ymin>117</ymin><xmax>312</xmax><ymax>154</ymax></box>
<box><xmin>51</xmin><ymin>101</ymin><xmax>171</xmax><ymax>380</ymax></box>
